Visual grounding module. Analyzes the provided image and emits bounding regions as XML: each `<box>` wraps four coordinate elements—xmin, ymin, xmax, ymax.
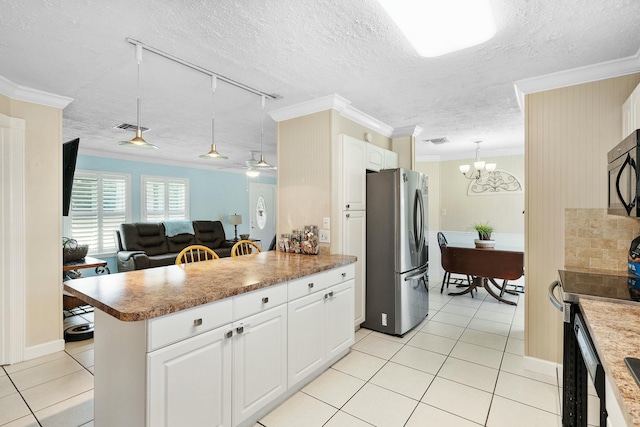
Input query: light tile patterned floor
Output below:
<box><xmin>0</xmin><ymin>279</ymin><xmax>598</xmax><ymax>426</ymax></box>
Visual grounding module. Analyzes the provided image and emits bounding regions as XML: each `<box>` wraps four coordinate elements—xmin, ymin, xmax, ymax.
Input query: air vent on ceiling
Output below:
<box><xmin>424</xmin><ymin>137</ymin><xmax>449</xmax><ymax>145</ymax></box>
<box><xmin>114</xmin><ymin>123</ymin><xmax>150</xmax><ymax>132</ymax></box>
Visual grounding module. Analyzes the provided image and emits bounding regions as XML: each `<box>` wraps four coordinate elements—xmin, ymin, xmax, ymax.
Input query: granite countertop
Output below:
<box><xmin>578</xmin><ymin>298</ymin><xmax>640</xmax><ymax>426</ymax></box>
<box><xmin>64</xmin><ymin>251</ymin><xmax>356</xmax><ymax>322</ymax></box>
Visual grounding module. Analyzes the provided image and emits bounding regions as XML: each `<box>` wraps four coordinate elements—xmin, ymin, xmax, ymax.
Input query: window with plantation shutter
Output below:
<box><xmin>67</xmin><ymin>171</ymin><xmax>131</xmax><ymax>255</ymax></box>
<box><xmin>141</xmin><ymin>176</ymin><xmax>189</xmax><ymax>222</ymax></box>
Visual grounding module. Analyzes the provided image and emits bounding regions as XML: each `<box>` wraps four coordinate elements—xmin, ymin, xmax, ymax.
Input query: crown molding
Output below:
<box><xmin>415</xmin><ymin>146</ymin><xmax>525</xmax><ymax>163</ymax></box>
<box><xmin>0</xmin><ymin>75</ymin><xmax>73</xmax><ymax>109</ymax></box>
<box><xmin>268</xmin><ymin>94</ymin><xmax>395</xmax><ymax>137</ymax></box>
<box><xmin>513</xmin><ymin>48</ymin><xmax>640</xmax><ymax>111</ymax></box>
<box><xmin>392</xmin><ymin>125</ymin><xmax>423</xmax><ymax>138</ymax></box>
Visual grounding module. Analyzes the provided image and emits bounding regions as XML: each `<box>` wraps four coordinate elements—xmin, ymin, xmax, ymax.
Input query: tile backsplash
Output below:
<box><xmin>565</xmin><ymin>208</ymin><xmax>640</xmax><ymax>272</ymax></box>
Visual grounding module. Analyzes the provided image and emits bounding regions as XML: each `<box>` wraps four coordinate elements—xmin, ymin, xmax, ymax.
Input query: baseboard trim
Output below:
<box><xmin>23</xmin><ymin>339</ymin><xmax>65</xmax><ymax>361</ymax></box>
<box><xmin>523</xmin><ymin>355</ymin><xmax>560</xmax><ymax>379</ymax></box>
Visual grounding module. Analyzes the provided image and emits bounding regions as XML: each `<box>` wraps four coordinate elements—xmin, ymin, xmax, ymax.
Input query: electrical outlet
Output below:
<box><xmin>382</xmin><ymin>313</ymin><xmax>387</xmax><ymax>326</ymax></box>
<box><xmin>323</xmin><ymin>217</ymin><xmax>330</xmax><ymax>229</ymax></box>
<box><xmin>319</xmin><ymin>229</ymin><xmax>330</xmax><ymax>243</ymax></box>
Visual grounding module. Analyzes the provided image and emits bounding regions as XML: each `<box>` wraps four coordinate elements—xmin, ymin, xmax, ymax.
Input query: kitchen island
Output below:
<box><xmin>64</xmin><ymin>251</ymin><xmax>357</xmax><ymax>427</ymax></box>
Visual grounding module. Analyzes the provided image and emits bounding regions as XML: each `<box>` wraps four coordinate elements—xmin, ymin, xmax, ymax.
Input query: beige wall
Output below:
<box><xmin>416</xmin><ymin>154</ymin><xmax>525</xmax><ymax>235</ymax></box>
<box><xmin>525</xmin><ymin>73</ymin><xmax>640</xmax><ymax>363</ymax></box>
<box><xmin>0</xmin><ymin>94</ymin><xmax>63</xmax><ymax>349</ymax></box>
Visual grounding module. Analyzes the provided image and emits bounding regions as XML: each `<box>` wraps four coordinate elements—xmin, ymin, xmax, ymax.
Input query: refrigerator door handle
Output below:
<box><xmin>414</xmin><ymin>189</ymin><xmax>425</xmax><ymax>251</ymax></box>
<box><xmin>404</xmin><ymin>267</ymin><xmax>428</xmax><ymax>281</ymax></box>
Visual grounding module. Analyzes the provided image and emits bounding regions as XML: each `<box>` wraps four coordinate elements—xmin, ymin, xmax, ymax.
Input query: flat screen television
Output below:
<box><xmin>62</xmin><ymin>138</ymin><xmax>79</xmax><ymax>216</ymax></box>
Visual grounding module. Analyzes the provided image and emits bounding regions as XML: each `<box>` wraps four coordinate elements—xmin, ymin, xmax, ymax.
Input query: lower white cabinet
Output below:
<box><xmin>288</xmin><ymin>270</ymin><xmax>355</xmax><ymax>388</ymax></box>
<box><xmin>232</xmin><ymin>305</ymin><xmax>288</xmax><ymax>426</ymax></box>
<box><xmin>148</xmin><ymin>325</ymin><xmax>232</xmax><ymax>427</ymax></box>
<box><xmin>343</xmin><ymin>210</ymin><xmax>366</xmax><ymax>327</ymax></box>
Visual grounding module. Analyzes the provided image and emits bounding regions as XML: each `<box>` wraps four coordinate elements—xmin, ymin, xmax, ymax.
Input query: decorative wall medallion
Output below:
<box><xmin>256</xmin><ymin>196</ymin><xmax>266</xmax><ymax>229</ymax></box>
<box><xmin>467</xmin><ymin>169</ymin><xmax>523</xmax><ymax>196</ymax></box>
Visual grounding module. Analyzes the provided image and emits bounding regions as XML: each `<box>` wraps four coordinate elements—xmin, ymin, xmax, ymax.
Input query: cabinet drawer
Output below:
<box><xmin>233</xmin><ymin>283</ymin><xmax>287</xmax><ymax>320</ymax></box>
<box><xmin>147</xmin><ymin>298</ymin><xmax>232</xmax><ymax>352</ymax></box>
<box><xmin>326</xmin><ymin>264</ymin><xmax>355</xmax><ymax>285</ymax></box>
<box><xmin>288</xmin><ymin>271</ymin><xmax>327</xmax><ymax>301</ymax></box>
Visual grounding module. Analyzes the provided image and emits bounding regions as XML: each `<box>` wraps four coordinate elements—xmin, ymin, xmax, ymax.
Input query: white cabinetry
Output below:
<box><xmin>342</xmin><ymin>136</ymin><xmax>366</xmax><ymax>211</ymax></box>
<box><xmin>148</xmin><ymin>325</ymin><xmax>232</xmax><ymax>427</ymax></box>
<box><xmin>342</xmin><ymin>211</ymin><xmax>366</xmax><ymax>326</ymax></box>
<box><xmin>232</xmin><ymin>304</ymin><xmax>287</xmax><ymax>426</ymax></box>
<box><xmin>384</xmin><ymin>149</ymin><xmax>399</xmax><ymax>169</ymax></box>
<box><xmin>287</xmin><ymin>266</ymin><xmax>355</xmax><ymax>388</ymax></box>
<box><xmin>622</xmin><ymin>83</ymin><xmax>640</xmax><ymax>139</ymax></box>
<box><xmin>366</xmin><ymin>143</ymin><xmax>385</xmax><ymax>172</ymax></box>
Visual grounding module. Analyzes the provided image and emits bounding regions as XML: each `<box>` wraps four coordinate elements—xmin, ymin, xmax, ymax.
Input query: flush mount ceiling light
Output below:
<box><xmin>245</xmin><ymin>167</ymin><xmax>260</xmax><ymax>178</ymax></box>
<box><xmin>459</xmin><ymin>140</ymin><xmax>496</xmax><ymax>180</ymax></box>
<box><xmin>199</xmin><ymin>76</ymin><xmax>228</xmax><ymax>160</ymax></box>
<box><xmin>254</xmin><ymin>95</ymin><xmax>276</xmax><ymax>170</ymax></box>
<box><xmin>118</xmin><ymin>44</ymin><xmax>158</xmax><ymax>149</ymax></box>
<box><xmin>376</xmin><ymin>0</ymin><xmax>496</xmax><ymax>57</ymax></box>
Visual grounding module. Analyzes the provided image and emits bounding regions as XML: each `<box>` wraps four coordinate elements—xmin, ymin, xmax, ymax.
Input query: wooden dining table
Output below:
<box><xmin>441</xmin><ymin>245</ymin><xmax>524</xmax><ymax>305</ymax></box>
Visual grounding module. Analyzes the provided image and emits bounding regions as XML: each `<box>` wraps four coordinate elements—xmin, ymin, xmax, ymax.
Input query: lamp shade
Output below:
<box><xmin>229</xmin><ymin>214</ymin><xmax>242</xmax><ymax>225</ymax></box>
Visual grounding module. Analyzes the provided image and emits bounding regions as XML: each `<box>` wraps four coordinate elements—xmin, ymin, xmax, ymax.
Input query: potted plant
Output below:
<box><xmin>473</xmin><ymin>222</ymin><xmax>495</xmax><ymax>248</ymax></box>
<box><xmin>63</xmin><ymin>237</ymin><xmax>89</xmax><ymax>263</ymax></box>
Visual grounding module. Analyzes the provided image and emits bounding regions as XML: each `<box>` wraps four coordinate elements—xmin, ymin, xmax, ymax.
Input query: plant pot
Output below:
<box><xmin>474</xmin><ymin>239</ymin><xmax>495</xmax><ymax>249</ymax></box>
<box><xmin>63</xmin><ymin>245</ymin><xmax>89</xmax><ymax>262</ymax></box>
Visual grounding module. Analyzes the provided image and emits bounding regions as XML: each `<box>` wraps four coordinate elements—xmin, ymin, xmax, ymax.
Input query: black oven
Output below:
<box><xmin>550</xmin><ymin>278</ymin><xmax>608</xmax><ymax>427</ymax></box>
<box><xmin>608</xmin><ymin>129</ymin><xmax>640</xmax><ymax>216</ymax></box>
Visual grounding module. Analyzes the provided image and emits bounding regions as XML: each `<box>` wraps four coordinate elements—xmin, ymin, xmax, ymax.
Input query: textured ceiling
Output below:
<box><xmin>1</xmin><ymin>0</ymin><xmax>639</xmax><ymax>172</ymax></box>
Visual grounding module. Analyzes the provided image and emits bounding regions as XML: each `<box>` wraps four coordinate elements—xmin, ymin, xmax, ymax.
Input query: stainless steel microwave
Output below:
<box><xmin>608</xmin><ymin>129</ymin><xmax>640</xmax><ymax>216</ymax></box>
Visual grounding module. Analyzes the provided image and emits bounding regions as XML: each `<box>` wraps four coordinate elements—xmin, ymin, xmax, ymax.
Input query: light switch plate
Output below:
<box><xmin>323</xmin><ymin>217</ymin><xmax>330</xmax><ymax>229</ymax></box>
<box><xmin>319</xmin><ymin>229</ymin><xmax>330</xmax><ymax>243</ymax></box>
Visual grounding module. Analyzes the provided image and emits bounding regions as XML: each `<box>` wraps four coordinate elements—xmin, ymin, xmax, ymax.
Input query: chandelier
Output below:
<box><xmin>459</xmin><ymin>141</ymin><xmax>496</xmax><ymax>180</ymax></box>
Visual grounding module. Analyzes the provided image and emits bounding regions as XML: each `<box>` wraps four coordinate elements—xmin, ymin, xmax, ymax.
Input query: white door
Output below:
<box><xmin>147</xmin><ymin>325</ymin><xmax>232</xmax><ymax>427</ymax></box>
<box><xmin>325</xmin><ymin>280</ymin><xmax>355</xmax><ymax>359</ymax></box>
<box><xmin>341</xmin><ymin>135</ymin><xmax>366</xmax><ymax>211</ymax></box>
<box><xmin>232</xmin><ymin>304</ymin><xmax>287</xmax><ymax>426</ymax></box>
<box><xmin>343</xmin><ymin>210</ymin><xmax>366</xmax><ymax>326</ymax></box>
<box><xmin>249</xmin><ymin>183</ymin><xmax>276</xmax><ymax>249</ymax></box>
<box><xmin>288</xmin><ymin>291</ymin><xmax>326</xmax><ymax>388</ymax></box>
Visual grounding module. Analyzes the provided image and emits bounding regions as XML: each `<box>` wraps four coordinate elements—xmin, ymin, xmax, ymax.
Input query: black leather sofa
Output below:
<box><xmin>115</xmin><ymin>220</ymin><xmax>233</xmax><ymax>272</ymax></box>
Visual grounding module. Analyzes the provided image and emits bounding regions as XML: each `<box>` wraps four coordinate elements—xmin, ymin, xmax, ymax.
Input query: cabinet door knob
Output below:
<box><xmin>262</xmin><ymin>297</ymin><xmax>269</xmax><ymax>304</ymax></box>
<box><xmin>341</xmin><ymin>272</ymin><xmax>346</xmax><ymax>278</ymax></box>
<box><xmin>329</xmin><ymin>291</ymin><xmax>334</xmax><ymax>297</ymax></box>
<box><xmin>193</xmin><ymin>318</ymin><xmax>203</xmax><ymax>327</ymax></box>
<box><xmin>225</xmin><ymin>330</ymin><xmax>233</xmax><ymax>338</ymax></box>
<box><xmin>346</xmin><ymin>213</ymin><xmax>350</xmax><ymax>218</ymax></box>
<box><xmin>308</xmin><ymin>282</ymin><xmax>314</xmax><ymax>288</ymax></box>
<box><xmin>236</xmin><ymin>326</ymin><xmax>244</xmax><ymax>334</ymax></box>
<box><xmin>346</xmin><ymin>204</ymin><xmax>350</xmax><ymax>209</ymax></box>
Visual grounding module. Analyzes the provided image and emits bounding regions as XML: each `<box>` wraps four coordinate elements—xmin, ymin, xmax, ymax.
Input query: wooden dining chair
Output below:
<box><xmin>175</xmin><ymin>245</ymin><xmax>219</xmax><ymax>265</ymax></box>
<box><xmin>438</xmin><ymin>232</ymin><xmax>473</xmax><ymax>294</ymax></box>
<box><xmin>231</xmin><ymin>240</ymin><xmax>262</xmax><ymax>257</ymax></box>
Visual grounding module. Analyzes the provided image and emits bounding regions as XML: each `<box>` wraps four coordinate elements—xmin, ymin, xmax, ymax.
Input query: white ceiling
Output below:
<box><xmin>1</xmin><ymin>0</ymin><xmax>639</xmax><ymax>173</ymax></box>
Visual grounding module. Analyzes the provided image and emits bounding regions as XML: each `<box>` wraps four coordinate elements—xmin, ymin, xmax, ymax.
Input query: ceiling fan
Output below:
<box><xmin>235</xmin><ymin>150</ymin><xmax>277</xmax><ymax>176</ymax></box>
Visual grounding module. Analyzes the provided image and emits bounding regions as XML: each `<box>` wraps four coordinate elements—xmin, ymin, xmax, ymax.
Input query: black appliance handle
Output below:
<box><xmin>414</xmin><ymin>189</ymin><xmax>425</xmax><ymax>251</ymax></box>
<box><xmin>615</xmin><ymin>153</ymin><xmax>636</xmax><ymax>215</ymax></box>
<box><xmin>404</xmin><ymin>265</ymin><xmax>428</xmax><ymax>281</ymax></box>
<box><xmin>548</xmin><ymin>281</ymin><xmax>563</xmax><ymax>312</ymax></box>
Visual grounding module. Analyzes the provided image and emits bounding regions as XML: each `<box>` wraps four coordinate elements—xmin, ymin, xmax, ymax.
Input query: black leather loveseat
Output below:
<box><xmin>115</xmin><ymin>220</ymin><xmax>233</xmax><ymax>272</ymax></box>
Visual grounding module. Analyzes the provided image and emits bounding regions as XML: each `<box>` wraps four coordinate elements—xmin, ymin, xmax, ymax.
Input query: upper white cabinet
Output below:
<box><xmin>366</xmin><ymin>144</ymin><xmax>385</xmax><ymax>172</ymax></box>
<box><xmin>341</xmin><ymin>135</ymin><xmax>367</xmax><ymax>211</ymax></box>
<box><xmin>384</xmin><ymin>150</ymin><xmax>399</xmax><ymax>169</ymax></box>
<box><xmin>622</xmin><ymin>83</ymin><xmax>640</xmax><ymax>139</ymax></box>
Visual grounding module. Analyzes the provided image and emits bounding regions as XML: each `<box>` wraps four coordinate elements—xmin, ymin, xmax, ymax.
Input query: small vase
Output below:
<box><xmin>474</xmin><ymin>239</ymin><xmax>495</xmax><ymax>249</ymax></box>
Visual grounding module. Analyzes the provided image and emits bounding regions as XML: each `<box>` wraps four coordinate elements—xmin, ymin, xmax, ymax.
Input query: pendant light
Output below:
<box><xmin>118</xmin><ymin>44</ymin><xmax>158</xmax><ymax>149</ymax></box>
<box><xmin>199</xmin><ymin>76</ymin><xmax>228</xmax><ymax>160</ymax></box>
<box><xmin>255</xmin><ymin>95</ymin><xmax>275</xmax><ymax>169</ymax></box>
<box><xmin>459</xmin><ymin>140</ymin><xmax>496</xmax><ymax>180</ymax></box>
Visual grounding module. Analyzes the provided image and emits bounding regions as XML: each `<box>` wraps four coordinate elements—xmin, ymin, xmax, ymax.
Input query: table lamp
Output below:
<box><xmin>229</xmin><ymin>214</ymin><xmax>242</xmax><ymax>241</ymax></box>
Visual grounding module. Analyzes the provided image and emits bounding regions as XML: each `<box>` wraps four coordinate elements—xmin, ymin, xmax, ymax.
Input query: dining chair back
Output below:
<box><xmin>231</xmin><ymin>240</ymin><xmax>262</xmax><ymax>257</ymax></box>
<box><xmin>437</xmin><ymin>232</ymin><xmax>473</xmax><ymax>294</ymax></box>
<box><xmin>175</xmin><ymin>245</ymin><xmax>219</xmax><ymax>265</ymax></box>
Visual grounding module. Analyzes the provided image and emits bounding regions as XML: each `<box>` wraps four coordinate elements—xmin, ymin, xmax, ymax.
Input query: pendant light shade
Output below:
<box><xmin>199</xmin><ymin>76</ymin><xmax>228</xmax><ymax>160</ymax></box>
<box><xmin>245</xmin><ymin>167</ymin><xmax>260</xmax><ymax>177</ymax></box>
<box><xmin>118</xmin><ymin>44</ymin><xmax>158</xmax><ymax>149</ymax></box>
<box><xmin>255</xmin><ymin>95</ymin><xmax>275</xmax><ymax>169</ymax></box>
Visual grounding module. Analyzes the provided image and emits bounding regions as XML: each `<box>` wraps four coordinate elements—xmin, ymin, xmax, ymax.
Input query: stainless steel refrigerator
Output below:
<box><xmin>362</xmin><ymin>168</ymin><xmax>429</xmax><ymax>336</ymax></box>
